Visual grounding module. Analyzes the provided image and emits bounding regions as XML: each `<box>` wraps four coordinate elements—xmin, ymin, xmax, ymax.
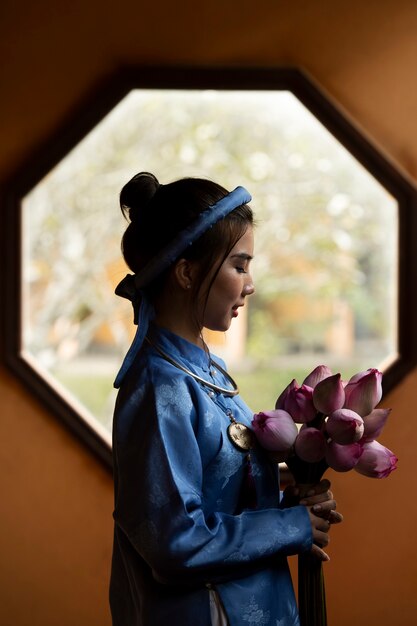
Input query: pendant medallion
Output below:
<box><xmin>227</xmin><ymin>422</ymin><xmax>256</xmax><ymax>451</ymax></box>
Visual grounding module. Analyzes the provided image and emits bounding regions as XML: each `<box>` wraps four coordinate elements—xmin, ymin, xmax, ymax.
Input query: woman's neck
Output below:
<box><xmin>153</xmin><ymin>313</ymin><xmax>203</xmax><ymax>348</ymax></box>
<box><xmin>153</xmin><ymin>286</ymin><xmax>205</xmax><ymax>348</ymax></box>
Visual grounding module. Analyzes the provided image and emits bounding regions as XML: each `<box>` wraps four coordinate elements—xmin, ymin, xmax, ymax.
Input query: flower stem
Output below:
<box><xmin>284</xmin><ymin>457</ymin><xmax>329</xmax><ymax>626</ymax></box>
<box><xmin>298</xmin><ymin>552</ymin><xmax>327</xmax><ymax>626</ymax></box>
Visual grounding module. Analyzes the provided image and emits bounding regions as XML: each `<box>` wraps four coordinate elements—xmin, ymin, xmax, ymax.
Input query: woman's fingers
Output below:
<box><xmin>311</xmin><ymin>500</ymin><xmax>343</xmax><ymax>524</ymax></box>
<box><xmin>311</xmin><ymin>543</ymin><xmax>330</xmax><ymax>561</ymax></box>
<box><xmin>328</xmin><ymin>510</ymin><xmax>343</xmax><ymax>524</ymax></box>
<box><xmin>308</xmin><ymin>510</ymin><xmax>330</xmax><ymax>539</ymax></box>
<box><xmin>300</xmin><ymin>491</ymin><xmax>332</xmax><ymax>506</ymax></box>
<box><xmin>312</xmin><ymin>514</ymin><xmax>331</xmax><ymax>537</ymax></box>
<box><xmin>302</xmin><ymin>479</ymin><xmax>343</xmax><ymax>561</ymax></box>
<box><xmin>299</xmin><ymin>483</ymin><xmax>333</xmax><ymax>506</ymax></box>
<box><xmin>308</xmin><ymin>509</ymin><xmax>333</xmax><ymax>560</ymax></box>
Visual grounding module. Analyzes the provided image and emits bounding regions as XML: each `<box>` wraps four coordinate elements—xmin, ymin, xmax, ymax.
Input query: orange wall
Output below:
<box><xmin>1</xmin><ymin>1</ymin><xmax>417</xmax><ymax>624</ymax></box>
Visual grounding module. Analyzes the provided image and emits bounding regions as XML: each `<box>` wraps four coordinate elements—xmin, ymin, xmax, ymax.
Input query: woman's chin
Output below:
<box><xmin>205</xmin><ymin>320</ymin><xmax>231</xmax><ymax>333</ymax></box>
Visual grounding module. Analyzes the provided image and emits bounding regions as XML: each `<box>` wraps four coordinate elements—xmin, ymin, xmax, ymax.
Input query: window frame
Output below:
<box><xmin>2</xmin><ymin>66</ymin><xmax>417</xmax><ymax>469</ymax></box>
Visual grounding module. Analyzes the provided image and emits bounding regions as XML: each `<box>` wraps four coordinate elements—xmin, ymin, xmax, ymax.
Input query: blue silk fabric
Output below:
<box><xmin>110</xmin><ymin>327</ymin><xmax>312</xmax><ymax>625</ymax></box>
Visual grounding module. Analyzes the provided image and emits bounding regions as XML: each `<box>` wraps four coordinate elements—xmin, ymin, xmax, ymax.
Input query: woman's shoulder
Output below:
<box><xmin>121</xmin><ymin>343</ymin><xmax>206</xmax><ymax>403</ymax></box>
<box><xmin>114</xmin><ymin>350</ymin><xmax>202</xmax><ymax>441</ymax></box>
<box><xmin>147</xmin><ymin>351</ymin><xmax>199</xmax><ymax>394</ymax></box>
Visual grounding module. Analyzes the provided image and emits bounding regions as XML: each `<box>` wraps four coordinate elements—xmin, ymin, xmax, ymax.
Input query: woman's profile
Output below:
<box><xmin>109</xmin><ymin>172</ymin><xmax>341</xmax><ymax>625</ymax></box>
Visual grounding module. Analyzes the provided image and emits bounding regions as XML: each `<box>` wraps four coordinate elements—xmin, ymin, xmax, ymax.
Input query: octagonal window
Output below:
<box><xmin>20</xmin><ymin>84</ymin><xmax>399</xmax><ymax>449</ymax></box>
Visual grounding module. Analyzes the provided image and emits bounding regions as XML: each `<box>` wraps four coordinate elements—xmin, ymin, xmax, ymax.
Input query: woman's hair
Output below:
<box><xmin>120</xmin><ymin>172</ymin><xmax>254</xmax><ymax>310</ymax></box>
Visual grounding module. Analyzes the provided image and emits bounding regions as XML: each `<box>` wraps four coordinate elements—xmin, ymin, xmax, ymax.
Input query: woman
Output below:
<box><xmin>110</xmin><ymin>173</ymin><xmax>341</xmax><ymax>625</ymax></box>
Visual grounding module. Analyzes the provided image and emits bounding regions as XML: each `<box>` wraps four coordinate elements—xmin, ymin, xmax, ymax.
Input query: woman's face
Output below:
<box><xmin>200</xmin><ymin>226</ymin><xmax>255</xmax><ymax>332</ymax></box>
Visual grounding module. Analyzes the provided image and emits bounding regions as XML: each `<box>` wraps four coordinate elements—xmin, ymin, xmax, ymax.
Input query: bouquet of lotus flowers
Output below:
<box><xmin>252</xmin><ymin>365</ymin><xmax>397</xmax><ymax>626</ymax></box>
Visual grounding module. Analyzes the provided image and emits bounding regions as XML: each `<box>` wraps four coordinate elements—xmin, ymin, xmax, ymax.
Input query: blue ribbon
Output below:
<box><xmin>113</xmin><ymin>274</ymin><xmax>154</xmax><ymax>388</ymax></box>
<box><xmin>135</xmin><ymin>186</ymin><xmax>252</xmax><ymax>288</ymax></box>
<box><xmin>113</xmin><ymin>185</ymin><xmax>252</xmax><ymax>387</ymax></box>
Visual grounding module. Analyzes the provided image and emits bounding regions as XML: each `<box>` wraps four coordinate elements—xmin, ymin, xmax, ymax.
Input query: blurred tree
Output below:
<box><xmin>22</xmin><ymin>90</ymin><xmax>397</xmax><ymax>426</ymax></box>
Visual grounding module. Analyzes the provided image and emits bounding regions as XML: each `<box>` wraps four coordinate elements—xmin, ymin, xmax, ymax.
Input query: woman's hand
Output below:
<box><xmin>307</xmin><ymin>507</ymin><xmax>332</xmax><ymax>561</ymax></box>
<box><xmin>283</xmin><ymin>478</ymin><xmax>343</xmax><ymax>561</ymax></box>
<box><xmin>299</xmin><ymin>479</ymin><xmax>343</xmax><ymax>526</ymax></box>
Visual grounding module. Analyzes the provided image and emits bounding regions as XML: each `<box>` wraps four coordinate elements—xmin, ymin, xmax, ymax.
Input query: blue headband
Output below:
<box><xmin>113</xmin><ymin>185</ymin><xmax>252</xmax><ymax>388</ymax></box>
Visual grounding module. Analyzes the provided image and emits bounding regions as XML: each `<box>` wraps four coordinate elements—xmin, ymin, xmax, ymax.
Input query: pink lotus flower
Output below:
<box><xmin>252</xmin><ymin>363</ymin><xmax>396</xmax><ymax>484</ymax></box>
<box><xmin>344</xmin><ymin>368</ymin><xmax>383</xmax><ymax>417</ymax></box>
<box><xmin>313</xmin><ymin>373</ymin><xmax>345</xmax><ymax>415</ymax></box>
<box><xmin>362</xmin><ymin>408</ymin><xmax>391</xmax><ymax>441</ymax></box>
<box><xmin>326</xmin><ymin>408</ymin><xmax>364</xmax><ymax>444</ymax></box>
<box><xmin>303</xmin><ymin>365</ymin><xmax>333</xmax><ymax>388</ymax></box>
<box><xmin>325</xmin><ymin>441</ymin><xmax>363</xmax><ymax>472</ymax></box>
<box><xmin>252</xmin><ymin>410</ymin><xmax>298</xmax><ymax>452</ymax></box>
<box><xmin>354</xmin><ymin>441</ymin><xmax>398</xmax><ymax>478</ymax></box>
<box><xmin>275</xmin><ymin>379</ymin><xmax>297</xmax><ymax>410</ymax></box>
<box><xmin>295</xmin><ymin>427</ymin><xmax>326</xmax><ymax>463</ymax></box>
<box><xmin>275</xmin><ymin>380</ymin><xmax>316</xmax><ymax>423</ymax></box>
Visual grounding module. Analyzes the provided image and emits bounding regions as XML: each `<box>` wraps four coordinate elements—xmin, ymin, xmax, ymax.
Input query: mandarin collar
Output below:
<box><xmin>148</xmin><ymin>324</ymin><xmax>212</xmax><ymax>372</ymax></box>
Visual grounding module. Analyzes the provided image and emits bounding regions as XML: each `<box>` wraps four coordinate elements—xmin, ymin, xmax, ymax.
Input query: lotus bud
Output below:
<box><xmin>275</xmin><ymin>379</ymin><xmax>297</xmax><ymax>410</ymax></box>
<box><xmin>326</xmin><ymin>408</ymin><xmax>364</xmax><ymax>444</ymax></box>
<box><xmin>275</xmin><ymin>379</ymin><xmax>316</xmax><ymax>423</ymax></box>
<box><xmin>325</xmin><ymin>441</ymin><xmax>363</xmax><ymax>472</ymax></box>
<box><xmin>362</xmin><ymin>408</ymin><xmax>391</xmax><ymax>441</ymax></box>
<box><xmin>344</xmin><ymin>368</ymin><xmax>383</xmax><ymax>416</ymax></box>
<box><xmin>354</xmin><ymin>441</ymin><xmax>398</xmax><ymax>478</ymax></box>
<box><xmin>294</xmin><ymin>427</ymin><xmax>326</xmax><ymax>463</ymax></box>
<box><xmin>290</xmin><ymin>385</ymin><xmax>316</xmax><ymax>423</ymax></box>
<box><xmin>313</xmin><ymin>373</ymin><xmax>345</xmax><ymax>415</ymax></box>
<box><xmin>303</xmin><ymin>365</ymin><xmax>333</xmax><ymax>388</ymax></box>
<box><xmin>252</xmin><ymin>410</ymin><xmax>298</xmax><ymax>452</ymax></box>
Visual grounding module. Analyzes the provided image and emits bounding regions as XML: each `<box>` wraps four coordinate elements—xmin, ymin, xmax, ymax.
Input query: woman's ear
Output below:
<box><xmin>173</xmin><ymin>258</ymin><xmax>197</xmax><ymax>291</ymax></box>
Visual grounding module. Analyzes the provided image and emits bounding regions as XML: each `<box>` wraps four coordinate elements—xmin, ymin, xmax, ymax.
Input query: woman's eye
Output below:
<box><xmin>236</xmin><ymin>266</ymin><xmax>247</xmax><ymax>274</ymax></box>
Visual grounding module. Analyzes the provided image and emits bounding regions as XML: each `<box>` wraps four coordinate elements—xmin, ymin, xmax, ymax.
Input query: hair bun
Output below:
<box><xmin>120</xmin><ymin>172</ymin><xmax>160</xmax><ymax>222</ymax></box>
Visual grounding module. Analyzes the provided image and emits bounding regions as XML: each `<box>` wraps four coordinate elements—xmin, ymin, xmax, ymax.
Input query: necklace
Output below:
<box><xmin>225</xmin><ymin>409</ymin><xmax>256</xmax><ymax>452</ymax></box>
<box><xmin>145</xmin><ymin>336</ymin><xmax>240</xmax><ymax>397</ymax></box>
<box><xmin>145</xmin><ymin>336</ymin><xmax>256</xmax><ymax>453</ymax></box>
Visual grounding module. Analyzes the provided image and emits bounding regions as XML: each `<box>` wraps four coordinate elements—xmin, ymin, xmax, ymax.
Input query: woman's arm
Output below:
<box><xmin>113</xmin><ymin>371</ymin><xmax>314</xmax><ymax>586</ymax></box>
<box><xmin>281</xmin><ymin>479</ymin><xmax>343</xmax><ymax>560</ymax></box>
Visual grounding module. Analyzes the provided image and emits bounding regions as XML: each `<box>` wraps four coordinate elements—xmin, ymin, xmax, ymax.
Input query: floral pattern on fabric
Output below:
<box><xmin>242</xmin><ymin>596</ymin><xmax>270</xmax><ymax>624</ymax></box>
<box><xmin>110</xmin><ymin>326</ymin><xmax>312</xmax><ymax>626</ymax></box>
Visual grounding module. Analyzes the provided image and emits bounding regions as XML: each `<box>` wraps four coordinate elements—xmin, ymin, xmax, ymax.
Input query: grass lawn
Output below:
<box><xmin>55</xmin><ymin>358</ymin><xmax>371</xmax><ymax>430</ymax></box>
<box><xmin>235</xmin><ymin>366</ymin><xmax>310</xmax><ymax>413</ymax></box>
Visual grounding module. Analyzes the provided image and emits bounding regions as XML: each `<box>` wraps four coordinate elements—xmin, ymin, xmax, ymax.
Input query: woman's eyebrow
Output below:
<box><xmin>230</xmin><ymin>253</ymin><xmax>253</xmax><ymax>261</ymax></box>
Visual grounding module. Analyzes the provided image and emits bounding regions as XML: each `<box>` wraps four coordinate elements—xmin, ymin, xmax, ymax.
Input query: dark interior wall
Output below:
<box><xmin>1</xmin><ymin>1</ymin><xmax>416</xmax><ymax>625</ymax></box>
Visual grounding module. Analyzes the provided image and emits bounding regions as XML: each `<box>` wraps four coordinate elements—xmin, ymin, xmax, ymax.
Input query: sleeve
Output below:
<box><xmin>112</xmin><ymin>367</ymin><xmax>312</xmax><ymax>586</ymax></box>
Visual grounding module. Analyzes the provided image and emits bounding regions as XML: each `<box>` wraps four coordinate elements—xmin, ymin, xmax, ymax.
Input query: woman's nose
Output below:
<box><xmin>243</xmin><ymin>275</ymin><xmax>255</xmax><ymax>296</ymax></box>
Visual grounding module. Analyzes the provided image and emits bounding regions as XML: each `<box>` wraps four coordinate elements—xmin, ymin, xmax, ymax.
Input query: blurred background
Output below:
<box><xmin>2</xmin><ymin>2</ymin><xmax>416</xmax><ymax>625</ymax></box>
<box><xmin>22</xmin><ymin>89</ymin><xmax>397</xmax><ymax>432</ymax></box>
